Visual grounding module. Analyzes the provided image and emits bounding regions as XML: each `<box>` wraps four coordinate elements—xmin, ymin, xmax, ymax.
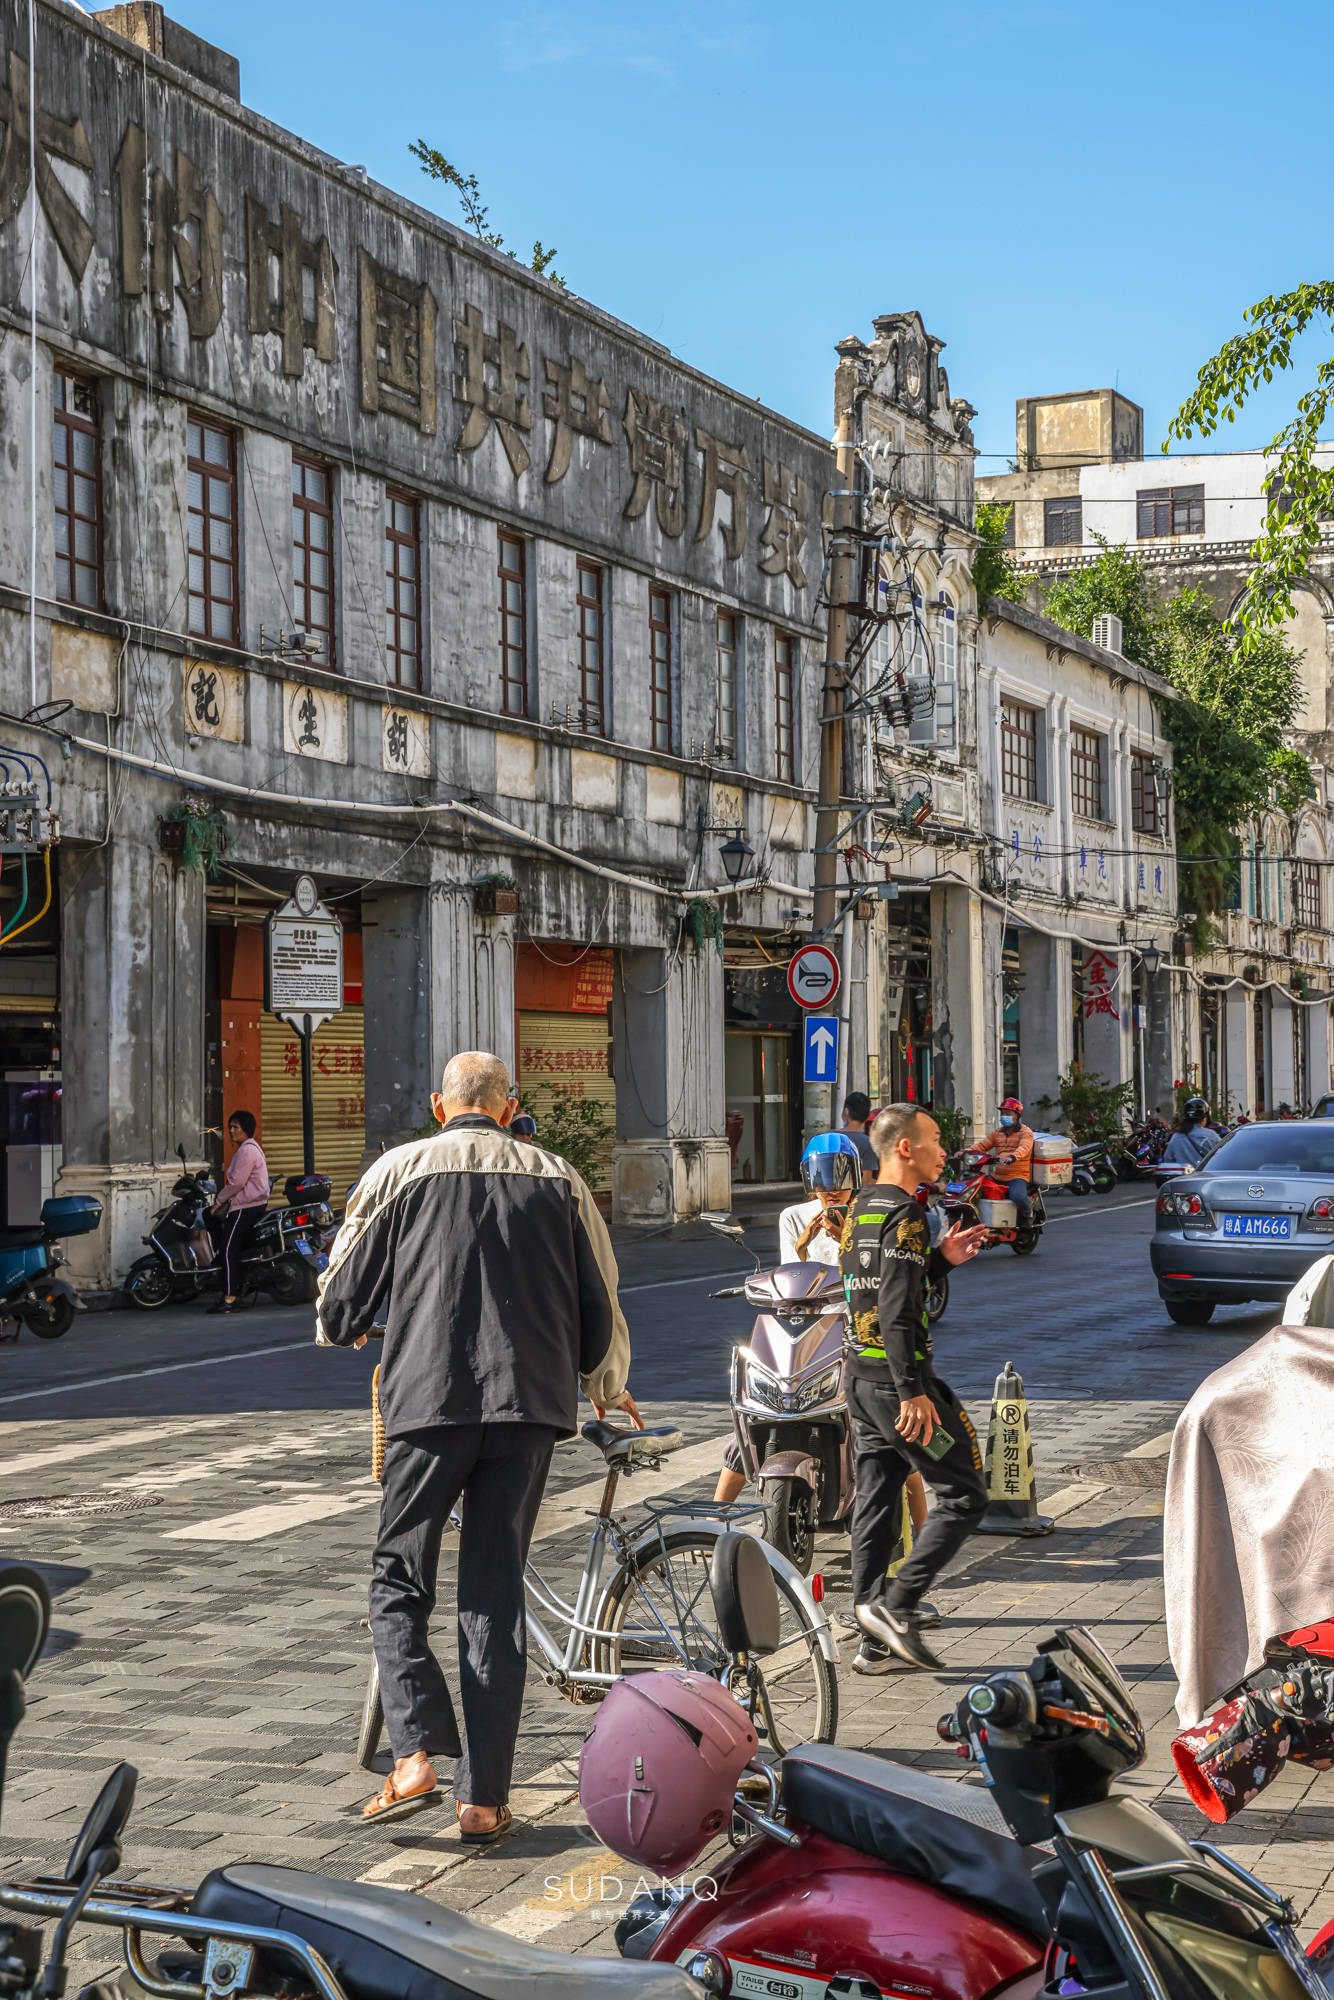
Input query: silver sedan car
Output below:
<box><xmin>1151</xmin><ymin>1119</ymin><xmax>1334</xmax><ymax>1324</ymax></box>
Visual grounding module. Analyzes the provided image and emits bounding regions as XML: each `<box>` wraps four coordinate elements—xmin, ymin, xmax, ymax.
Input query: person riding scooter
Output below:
<box><xmin>977</xmin><ymin>1097</ymin><xmax>1035</xmax><ymax>1230</ymax></box>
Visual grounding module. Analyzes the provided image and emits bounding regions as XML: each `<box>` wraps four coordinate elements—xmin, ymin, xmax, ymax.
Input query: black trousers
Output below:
<box><xmin>216</xmin><ymin>1202</ymin><xmax>265</xmax><ymax>1296</ymax></box>
<box><xmin>848</xmin><ymin>1372</ymin><xmax>986</xmax><ymax>1613</ymax></box>
<box><xmin>369</xmin><ymin>1422</ymin><xmax>556</xmax><ymax>1807</ymax></box>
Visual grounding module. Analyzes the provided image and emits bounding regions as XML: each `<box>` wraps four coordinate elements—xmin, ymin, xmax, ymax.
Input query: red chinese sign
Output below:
<box><xmin>1082</xmin><ymin>950</ymin><xmax>1120</xmax><ymax>1019</ymax></box>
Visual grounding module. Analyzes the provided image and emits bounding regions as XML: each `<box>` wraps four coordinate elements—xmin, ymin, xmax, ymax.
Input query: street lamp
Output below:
<box><xmin>1141</xmin><ymin>941</ymin><xmax>1163</xmax><ymax>979</ymax></box>
<box><xmin>718</xmin><ymin>833</ymin><xmax>755</xmax><ymax>886</ymax></box>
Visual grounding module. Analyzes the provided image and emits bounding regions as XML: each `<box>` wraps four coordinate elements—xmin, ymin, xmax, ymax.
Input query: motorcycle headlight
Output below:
<box><xmin>744</xmin><ymin>1365</ymin><xmax>784</xmax><ymax>1411</ymax></box>
<box><xmin>793</xmin><ymin>1363</ymin><xmax>842</xmax><ymax>1410</ymax></box>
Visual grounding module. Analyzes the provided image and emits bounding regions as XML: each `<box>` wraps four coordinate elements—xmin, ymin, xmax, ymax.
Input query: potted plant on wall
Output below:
<box><xmin>474</xmin><ymin>871</ymin><xmax>519</xmax><ymax>916</ymax></box>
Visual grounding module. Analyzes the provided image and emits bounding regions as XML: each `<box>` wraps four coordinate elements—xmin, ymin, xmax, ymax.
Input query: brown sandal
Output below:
<box><xmin>456</xmin><ymin>1802</ymin><xmax>513</xmax><ymax>1846</ymax></box>
<box><xmin>362</xmin><ymin>1772</ymin><xmax>441</xmax><ymax>1824</ymax></box>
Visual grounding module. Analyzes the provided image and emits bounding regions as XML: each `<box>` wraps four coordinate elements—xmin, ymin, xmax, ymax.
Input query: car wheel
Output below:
<box><xmin>1165</xmin><ymin>1298</ymin><xmax>1215</xmax><ymax>1326</ymax></box>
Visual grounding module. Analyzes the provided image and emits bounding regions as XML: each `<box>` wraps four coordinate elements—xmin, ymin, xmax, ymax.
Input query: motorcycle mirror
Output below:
<box><xmin>64</xmin><ymin>1763</ymin><xmax>137</xmax><ymax>1886</ymax></box>
<box><xmin>702</xmin><ymin>1212</ymin><xmax>744</xmax><ymax>1238</ymax></box>
<box><xmin>176</xmin><ymin>1142</ymin><xmax>187</xmax><ymax>1167</ymax></box>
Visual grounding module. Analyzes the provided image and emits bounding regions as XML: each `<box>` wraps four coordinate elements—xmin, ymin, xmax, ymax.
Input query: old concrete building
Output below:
<box><xmin>978</xmin><ymin>393</ymin><xmax>1334</xmax><ymax>1115</ymax></box>
<box><xmin>0</xmin><ymin>0</ymin><xmax>843</xmax><ymax>1282</ymax></box>
<box><xmin>977</xmin><ymin>387</ymin><xmax>1145</xmax><ymax>558</ymax></box>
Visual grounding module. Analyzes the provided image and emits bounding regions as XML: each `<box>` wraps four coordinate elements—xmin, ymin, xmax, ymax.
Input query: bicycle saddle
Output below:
<box><xmin>191</xmin><ymin>1864</ymin><xmax>703</xmax><ymax>2000</ymax></box>
<box><xmin>580</xmin><ymin>1420</ymin><xmax>683</xmax><ymax>1467</ymax></box>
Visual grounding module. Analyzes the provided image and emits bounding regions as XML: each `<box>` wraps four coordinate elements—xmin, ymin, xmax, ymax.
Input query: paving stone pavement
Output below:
<box><xmin>0</xmin><ymin>1193</ymin><xmax>1330</xmax><ymax>1979</ymax></box>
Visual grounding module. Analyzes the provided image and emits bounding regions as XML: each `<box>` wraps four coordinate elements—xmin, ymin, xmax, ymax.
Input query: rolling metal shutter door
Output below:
<box><xmin>516</xmin><ymin>1008</ymin><xmax>614</xmax><ymax>1191</ymax></box>
<box><xmin>260</xmin><ymin>1007</ymin><xmax>366</xmax><ymax>1200</ymax></box>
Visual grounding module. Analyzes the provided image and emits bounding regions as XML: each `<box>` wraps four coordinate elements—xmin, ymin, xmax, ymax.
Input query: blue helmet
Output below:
<box><xmin>801</xmin><ymin>1130</ymin><xmax>863</xmax><ymax>1196</ymax></box>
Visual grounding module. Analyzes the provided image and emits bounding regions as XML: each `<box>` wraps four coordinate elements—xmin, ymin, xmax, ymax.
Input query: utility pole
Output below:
<box><xmin>813</xmin><ymin>350</ymin><xmax>860</xmax><ymax>937</ymax></box>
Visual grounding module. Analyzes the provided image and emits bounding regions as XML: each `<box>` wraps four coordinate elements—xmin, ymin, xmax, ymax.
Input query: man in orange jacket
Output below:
<box><xmin>979</xmin><ymin>1096</ymin><xmax>1034</xmax><ymax>1230</ymax></box>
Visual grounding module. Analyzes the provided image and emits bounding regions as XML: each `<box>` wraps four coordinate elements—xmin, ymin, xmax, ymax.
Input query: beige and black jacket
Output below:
<box><xmin>316</xmin><ymin>1114</ymin><xmax>631</xmax><ymax>1438</ymax></box>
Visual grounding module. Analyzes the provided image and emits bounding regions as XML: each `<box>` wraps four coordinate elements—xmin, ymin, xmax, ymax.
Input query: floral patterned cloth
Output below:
<box><xmin>1164</xmin><ymin>1321</ymin><xmax>1334</xmax><ymax>1726</ymax></box>
<box><xmin>1171</xmin><ymin>1659</ymin><xmax>1334</xmax><ymax>1822</ymax></box>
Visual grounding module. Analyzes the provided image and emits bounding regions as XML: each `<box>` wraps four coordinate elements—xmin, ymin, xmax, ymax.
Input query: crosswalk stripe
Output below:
<box><xmin>0</xmin><ymin>1413</ymin><xmax>241</xmax><ymax>1475</ymax></box>
<box><xmin>162</xmin><ymin>1489</ymin><xmax>380</xmax><ymax>1542</ymax></box>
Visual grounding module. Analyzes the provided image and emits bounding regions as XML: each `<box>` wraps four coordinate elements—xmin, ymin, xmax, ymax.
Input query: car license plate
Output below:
<box><xmin>1222</xmin><ymin>1213</ymin><xmax>1292</xmax><ymax>1240</ymax></box>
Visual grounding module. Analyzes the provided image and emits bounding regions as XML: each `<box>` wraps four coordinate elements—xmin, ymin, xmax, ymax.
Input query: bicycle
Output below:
<box><xmin>356</xmin><ymin>1415</ymin><xmax>839</xmax><ymax>1767</ymax></box>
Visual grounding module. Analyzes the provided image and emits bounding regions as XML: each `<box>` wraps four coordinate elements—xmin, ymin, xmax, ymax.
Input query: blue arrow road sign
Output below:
<box><xmin>803</xmin><ymin>1013</ymin><xmax>840</xmax><ymax>1084</ymax></box>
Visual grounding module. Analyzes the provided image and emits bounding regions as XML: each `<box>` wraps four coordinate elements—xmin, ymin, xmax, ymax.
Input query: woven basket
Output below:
<box><xmin>371</xmin><ymin>1363</ymin><xmax>386</xmax><ymax>1484</ymax></box>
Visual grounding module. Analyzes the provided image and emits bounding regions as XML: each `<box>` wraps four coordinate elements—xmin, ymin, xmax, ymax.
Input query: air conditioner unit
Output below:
<box><xmin>1092</xmin><ymin>613</ymin><xmax>1123</xmax><ymax>655</ymax></box>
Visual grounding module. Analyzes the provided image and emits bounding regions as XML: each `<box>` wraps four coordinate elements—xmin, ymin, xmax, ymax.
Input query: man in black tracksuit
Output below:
<box><xmin>840</xmin><ymin>1102</ymin><xmax>988</xmax><ymax>1671</ymax></box>
<box><xmin>317</xmin><ymin>1050</ymin><xmax>639</xmax><ymax>1840</ymax></box>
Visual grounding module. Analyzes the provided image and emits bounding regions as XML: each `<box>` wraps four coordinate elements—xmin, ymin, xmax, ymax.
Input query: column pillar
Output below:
<box><xmin>56</xmin><ymin>833</ymin><xmax>205</xmax><ymax>1290</ymax></box>
<box><xmin>1080</xmin><ymin>949</ymin><xmax>1131</xmax><ymax>1087</ymax></box>
<box><xmin>1144</xmin><ymin>965</ymin><xmax>1177</xmax><ymax>1118</ymax></box>
<box><xmin>1311</xmin><ymin>1000</ymin><xmax>1334</xmax><ymax>1104</ymax></box>
<box><xmin>1271</xmin><ymin>991</ymin><xmax>1297</xmax><ymax>1108</ymax></box>
<box><xmin>1224</xmin><ymin>986</ymin><xmax>1255</xmax><ymax>1118</ymax></box>
<box><xmin>611</xmin><ymin>944</ymin><xmax>729</xmax><ymax>1223</ymax></box>
<box><xmin>1016</xmin><ymin>930</ymin><xmax>1071</xmax><ymax>1119</ymax></box>
<box><xmin>361</xmin><ymin>884</ymin><xmax>434</xmax><ymax>1154</ymax></box>
<box><xmin>930</xmin><ymin>881</ymin><xmax>986</xmax><ymax>1138</ymax></box>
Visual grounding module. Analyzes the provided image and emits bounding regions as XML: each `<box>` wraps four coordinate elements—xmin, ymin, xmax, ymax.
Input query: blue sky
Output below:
<box><xmin>174</xmin><ymin>0</ymin><xmax>1331</xmax><ymax>472</ymax></box>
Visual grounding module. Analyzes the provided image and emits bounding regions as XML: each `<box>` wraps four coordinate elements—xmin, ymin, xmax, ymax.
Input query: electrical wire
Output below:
<box><xmin>1</xmin><ymin>854</ymin><xmax>29</xmax><ymax>941</ymax></box>
<box><xmin>1</xmin><ymin>846</ymin><xmax>51</xmax><ymax>944</ymax></box>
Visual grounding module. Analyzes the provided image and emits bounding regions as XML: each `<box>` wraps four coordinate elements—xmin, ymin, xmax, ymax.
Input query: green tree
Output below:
<box><xmin>1039</xmin><ymin>535</ymin><xmax>1169</xmax><ymax>675</ymax></box>
<box><xmin>1167</xmin><ymin>282</ymin><xmax>1334</xmax><ymax>648</ymax></box>
<box><xmin>972</xmin><ymin>502</ymin><xmax>1028</xmax><ymax>609</ymax></box>
<box><xmin>410</xmin><ymin>141</ymin><xmax>564</xmax><ymax>285</ymax></box>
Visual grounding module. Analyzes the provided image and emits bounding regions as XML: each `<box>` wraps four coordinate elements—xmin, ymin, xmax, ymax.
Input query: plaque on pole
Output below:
<box><xmin>264</xmin><ymin>874</ymin><xmax>343</xmax><ymax>1175</ymax></box>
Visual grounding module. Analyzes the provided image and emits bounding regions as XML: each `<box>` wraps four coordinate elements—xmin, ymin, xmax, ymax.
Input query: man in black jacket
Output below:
<box><xmin>840</xmin><ymin>1103</ymin><xmax>987</xmax><ymax>1672</ymax></box>
<box><xmin>317</xmin><ymin>1050</ymin><xmax>640</xmax><ymax>1838</ymax></box>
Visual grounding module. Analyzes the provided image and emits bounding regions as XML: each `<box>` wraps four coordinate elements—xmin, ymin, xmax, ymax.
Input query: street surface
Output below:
<box><xmin>2</xmin><ymin>1181</ymin><xmax>1331</xmax><ymax>1969</ymax></box>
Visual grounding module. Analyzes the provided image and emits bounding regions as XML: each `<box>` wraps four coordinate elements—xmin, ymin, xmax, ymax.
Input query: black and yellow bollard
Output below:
<box><xmin>975</xmin><ymin>1359</ymin><xmax>1054</xmax><ymax>1537</ymax></box>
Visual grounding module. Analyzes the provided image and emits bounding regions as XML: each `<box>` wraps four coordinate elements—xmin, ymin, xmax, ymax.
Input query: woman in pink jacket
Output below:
<box><xmin>211</xmin><ymin>1110</ymin><xmax>271</xmax><ymax>1314</ymax></box>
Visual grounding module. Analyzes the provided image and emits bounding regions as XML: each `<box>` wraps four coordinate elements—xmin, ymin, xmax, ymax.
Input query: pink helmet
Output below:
<box><xmin>579</xmin><ymin>1671</ymin><xmax>758</xmax><ymax>1874</ymax></box>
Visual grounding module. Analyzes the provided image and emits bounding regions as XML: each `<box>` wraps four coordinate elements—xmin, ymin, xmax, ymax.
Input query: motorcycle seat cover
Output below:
<box><xmin>781</xmin><ymin>1745</ymin><xmax>1048</xmax><ymax>1940</ymax></box>
<box><xmin>0</xmin><ymin>1226</ymin><xmax>47</xmax><ymax>1249</ymax></box>
<box><xmin>191</xmin><ymin>1865</ymin><xmax>701</xmax><ymax>2000</ymax></box>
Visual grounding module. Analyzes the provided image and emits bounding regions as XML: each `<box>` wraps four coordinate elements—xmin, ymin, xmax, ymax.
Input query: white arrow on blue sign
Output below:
<box><xmin>803</xmin><ymin>1013</ymin><xmax>840</xmax><ymax>1083</ymax></box>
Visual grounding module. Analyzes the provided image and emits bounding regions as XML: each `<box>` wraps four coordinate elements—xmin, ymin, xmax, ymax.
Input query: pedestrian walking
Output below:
<box><xmin>840</xmin><ymin>1092</ymin><xmax>879</xmax><ymax>1178</ymax></box>
<box><xmin>209</xmin><ymin>1110</ymin><xmax>270</xmax><ymax>1315</ymax></box>
<box><xmin>317</xmin><ymin>1050</ymin><xmax>640</xmax><ymax>1841</ymax></box>
<box><xmin>840</xmin><ymin>1102</ymin><xmax>988</xmax><ymax>1672</ymax></box>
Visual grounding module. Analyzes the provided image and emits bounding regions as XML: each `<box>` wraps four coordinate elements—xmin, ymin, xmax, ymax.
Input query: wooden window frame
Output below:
<box><xmin>1130</xmin><ymin>751</ymin><xmax>1160</xmax><ymax>836</ymax></box>
<box><xmin>576</xmin><ymin>560</ymin><xmax>606</xmax><ymax>736</ymax></box>
<box><xmin>1137</xmin><ymin>484</ymin><xmax>1205</xmax><ymax>540</ymax></box>
<box><xmin>292</xmin><ymin>452</ymin><xmax>335</xmax><ymax>668</ymax></box>
<box><xmin>384</xmin><ymin>490</ymin><xmax>421</xmax><ymax>690</ymax></box>
<box><xmin>188</xmin><ymin>413</ymin><xmax>240</xmax><ymax>644</ymax></box>
<box><xmin>53</xmin><ymin>370</ymin><xmax>103</xmax><ymax>612</ymax></box>
<box><xmin>774</xmin><ymin>632</ymin><xmax>794</xmax><ymax>783</ymax></box>
<box><xmin>498</xmin><ymin>531</ymin><xmax>528</xmax><ymax>718</ymax></box>
<box><xmin>649</xmin><ymin>589</ymin><xmax>673</xmax><ymax>753</ymax></box>
<box><xmin>1044</xmin><ymin>495</ymin><xmax>1082</xmax><ymax>548</ymax></box>
<box><xmin>1070</xmin><ymin>726</ymin><xmax>1106</xmax><ymax>821</ymax></box>
<box><xmin>715</xmin><ymin>610</ymin><xmax>739</xmax><ymax>764</ymax></box>
<box><xmin>1294</xmin><ymin>858</ymin><xmax>1321</xmax><ymax>931</ymax></box>
<box><xmin>1001</xmin><ymin>700</ymin><xmax>1040</xmax><ymax>801</ymax></box>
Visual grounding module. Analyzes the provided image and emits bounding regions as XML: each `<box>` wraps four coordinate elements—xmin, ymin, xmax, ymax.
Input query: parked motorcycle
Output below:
<box><xmin>944</xmin><ymin>1149</ymin><xmax>1046</xmax><ymax>1254</ymax></box>
<box><xmin>611</xmin><ymin>1602</ymin><xmax>1334</xmax><ymax>1998</ymax></box>
<box><xmin>0</xmin><ymin>1195</ymin><xmax>99</xmax><ymax>1342</ymax></box>
<box><xmin>707</xmin><ymin>1216</ymin><xmax>852</xmax><ymax>1575</ymax></box>
<box><xmin>122</xmin><ymin>1146</ymin><xmax>333</xmax><ymax>1310</ymax></box>
<box><xmin>0</xmin><ymin>1564</ymin><xmax>699</xmax><ymax>2000</ymax></box>
<box><xmin>1069</xmin><ymin>1138</ymin><xmax>1118</xmax><ymax>1197</ymax></box>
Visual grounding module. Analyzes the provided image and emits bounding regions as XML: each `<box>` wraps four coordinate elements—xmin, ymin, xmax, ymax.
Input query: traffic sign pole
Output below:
<box><xmin>299</xmin><ymin>1014</ymin><xmax>316</xmax><ymax>1176</ymax></box>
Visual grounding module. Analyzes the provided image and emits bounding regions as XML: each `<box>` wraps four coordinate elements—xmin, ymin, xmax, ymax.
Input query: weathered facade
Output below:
<box><xmin>979</xmin><ymin>397</ymin><xmax>1334</xmax><ymax>1115</ymax></box>
<box><xmin>0</xmin><ymin>0</ymin><xmax>840</xmax><ymax>1281</ymax></box>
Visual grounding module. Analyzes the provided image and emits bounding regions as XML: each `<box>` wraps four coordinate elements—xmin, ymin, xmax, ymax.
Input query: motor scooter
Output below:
<box><xmin>123</xmin><ymin>1146</ymin><xmax>332</xmax><ymax>1310</ymax></box>
<box><xmin>1069</xmin><ymin>1138</ymin><xmax>1118</xmax><ymax>1197</ymax></box>
<box><xmin>944</xmin><ymin>1150</ymin><xmax>1046</xmax><ymax>1255</ymax></box>
<box><xmin>705</xmin><ymin>1215</ymin><xmax>853</xmax><ymax>1576</ymax></box>
<box><xmin>0</xmin><ymin>1194</ymin><xmax>99</xmax><ymax>1341</ymax></box>
<box><xmin>0</xmin><ymin>1565</ymin><xmax>699</xmax><ymax>2000</ymax></box>
<box><xmin>612</xmin><ymin>1583</ymin><xmax>1334</xmax><ymax>1997</ymax></box>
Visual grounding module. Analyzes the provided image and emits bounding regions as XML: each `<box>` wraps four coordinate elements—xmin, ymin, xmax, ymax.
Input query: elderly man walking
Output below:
<box><xmin>317</xmin><ymin>1051</ymin><xmax>640</xmax><ymax>1841</ymax></box>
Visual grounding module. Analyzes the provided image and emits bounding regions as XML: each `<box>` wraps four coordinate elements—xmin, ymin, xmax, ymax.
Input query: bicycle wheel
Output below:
<box><xmin>592</xmin><ymin>1528</ymin><xmax>837</xmax><ymax>1753</ymax></box>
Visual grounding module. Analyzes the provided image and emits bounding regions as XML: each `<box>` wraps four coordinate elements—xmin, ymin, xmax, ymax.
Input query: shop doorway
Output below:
<box><xmin>515</xmin><ymin>944</ymin><xmax>615</xmax><ymax>1192</ymax></box>
<box><xmin>725</xmin><ymin>1033</ymin><xmax>793</xmax><ymax>1183</ymax></box>
<box><xmin>0</xmin><ymin>848</ymin><xmax>60</xmax><ymax>1225</ymax></box>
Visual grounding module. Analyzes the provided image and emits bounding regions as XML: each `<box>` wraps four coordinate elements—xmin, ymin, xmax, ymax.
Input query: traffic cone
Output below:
<box><xmin>975</xmin><ymin>1360</ymin><xmax>1053</xmax><ymax>1536</ymax></box>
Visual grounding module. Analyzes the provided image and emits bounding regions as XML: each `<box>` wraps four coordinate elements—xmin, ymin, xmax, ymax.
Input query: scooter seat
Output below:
<box><xmin>781</xmin><ymin>1744</ymin><xmax>1048</xmax><ymax>1940</ymax></box>
<box><xmin>0</xmin><ymin>1226</ymin><xmax>46</xmax><ymax>1249</ymax></box>
<box><xmin>191</xmin><ymin>1864</ymin><xmax>701</xmax><ymax>2000</ymax></box>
